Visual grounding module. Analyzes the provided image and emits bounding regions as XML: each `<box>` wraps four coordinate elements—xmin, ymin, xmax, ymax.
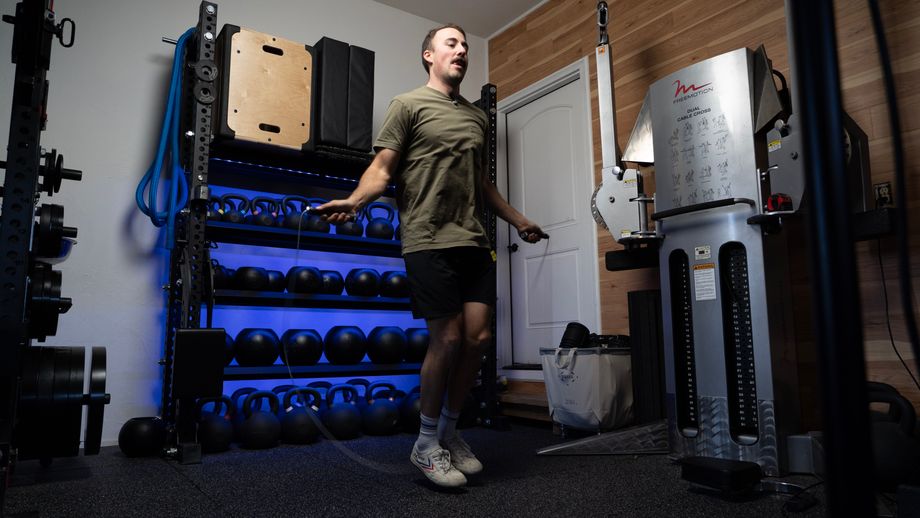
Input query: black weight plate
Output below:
<box><xmin>52</xmin><ymin>346</ymin><xmax>77</xmax><ymax>444</ymax></box>
<box><xmin>47</xmin><ymin>268</ymin><xmax>61</xmax><ymax>299</ymax></box>
<box><xmin>27</xmin><ymin>267</ymin><xmax>49</xmax><ymax>341</ymax></box>
<box><xmin>19</xmin><ymin>347</ymin><xmax>40</xmax><ymax>408</ymax></box>
<box><xmin>13</xmin><ymin>347</ymin><xmax>42</xmax><ymax>459</ymax></box>
<box><xmin>29</xmin><ymin>266</ymin><xmax>64</xmax><ymax>341</ymax></box>
<box><xmin>36</xmin><ymin>347</ymin><xmax>55</xmax><ymax>455</ymax></box>
<box><xmin>84</xmin><ymin>346</ymin><xmax>107</xmax><ymax>455</ymax></box>
<box><xmin>17</xmin><ymin>347</ymin><xmax>56</xmax><ymax>460</ymax></box>
<box><xmin>39</xmin><ymin>347</ymin><xmax>61</xmax><ymax>459</ymax></box>
<box><xmin>34</xmin><ymin>204</ymin><xmax>66</xmax><ymax>257</ymax></box>
<box><xmin>55</xmin><ymin>347</ymin><xmax>83</xmax><ymax>458</ymax></box>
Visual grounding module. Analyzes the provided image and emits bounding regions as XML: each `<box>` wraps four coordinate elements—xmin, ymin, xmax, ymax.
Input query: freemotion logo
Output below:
<box><xmin>672</xmin><ymin>79</ymin><xmax>714</xmax><ymax>103</ymax></box>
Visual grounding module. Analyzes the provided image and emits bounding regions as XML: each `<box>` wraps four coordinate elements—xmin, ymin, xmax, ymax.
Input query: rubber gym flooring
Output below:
<box><xmin>3</xmin><ymin>419</ymin><xmax>828</xmax><ymax>517</ymax></box>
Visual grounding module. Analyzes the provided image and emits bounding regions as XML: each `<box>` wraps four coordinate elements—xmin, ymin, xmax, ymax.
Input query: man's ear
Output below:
<box><xmin>422</xmin><ymin>49</ymin><xmax>433</xmax><ymax>68</ymax></box>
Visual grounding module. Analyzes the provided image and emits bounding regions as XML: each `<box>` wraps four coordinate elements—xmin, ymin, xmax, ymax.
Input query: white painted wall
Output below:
<box><xmin>0</xmin><ymin>0</ymin><xmax>487</xmax><ymax>446</ymax></box>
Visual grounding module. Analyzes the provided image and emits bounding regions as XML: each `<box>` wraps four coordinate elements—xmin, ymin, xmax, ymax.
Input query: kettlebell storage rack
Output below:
<box><xmin>1</xmin><ymin>0</ymin><xmax>110</xmax><ymax>508</ymax></box>
<box><xmin>161</xmin><ymin>1</ymin><xmax>504</xmax><ymax>463</ymax></box>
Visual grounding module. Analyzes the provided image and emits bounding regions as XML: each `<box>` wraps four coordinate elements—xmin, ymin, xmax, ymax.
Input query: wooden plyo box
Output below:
<box><xmin>215</xmin><ymin>25</ymin><xmax>316</xmax><ymax>151</ymax></box>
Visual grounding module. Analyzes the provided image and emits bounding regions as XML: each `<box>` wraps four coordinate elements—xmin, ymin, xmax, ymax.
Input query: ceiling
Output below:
<box><xmin>373</xmin><ymin>0</ymin><xmax>547</xmax><ymax>39</ymax></box>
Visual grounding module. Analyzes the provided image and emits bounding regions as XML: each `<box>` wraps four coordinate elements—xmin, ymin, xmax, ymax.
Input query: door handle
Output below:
<box><xmin>507</xmin><ymin>243</ymin><xmax>519</xmax><ymax>253</ymax></box>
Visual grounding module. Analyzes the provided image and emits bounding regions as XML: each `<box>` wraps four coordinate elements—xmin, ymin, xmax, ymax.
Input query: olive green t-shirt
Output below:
<box><xmin>373</xmin><ymin>85</ymin><xmax>490</xmax><ymax>255</ymax></box>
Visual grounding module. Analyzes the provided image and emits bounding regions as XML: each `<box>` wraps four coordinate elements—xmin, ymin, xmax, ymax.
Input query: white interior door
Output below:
<box><xmin>495</xmin><ymin>59</ymin><xmax>598</xmax><ymax>373</ymax></box>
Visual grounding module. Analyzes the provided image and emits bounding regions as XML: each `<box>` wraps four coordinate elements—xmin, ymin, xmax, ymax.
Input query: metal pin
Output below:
<box><xmin>162</xmin><ymin>37</ymin><xmax>177</xmax><ymax>45</ymax></box>
<box><xmin>204</xmin><ymin>32</ymin><xmax>213</xmax><ymax>41</ymax></box>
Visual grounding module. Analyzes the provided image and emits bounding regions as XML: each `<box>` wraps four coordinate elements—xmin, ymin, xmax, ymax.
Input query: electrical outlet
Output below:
<box><xmin>874</xmin><ymin>182</ymin><xmax>892</xmax><ymax>208</ymax></box>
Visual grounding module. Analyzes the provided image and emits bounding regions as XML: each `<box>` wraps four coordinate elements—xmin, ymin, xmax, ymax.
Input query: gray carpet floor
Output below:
<box><xmin>3</xmin><ymin>419</ymin><xmax>828</xmax><ymax>517</ymax></box>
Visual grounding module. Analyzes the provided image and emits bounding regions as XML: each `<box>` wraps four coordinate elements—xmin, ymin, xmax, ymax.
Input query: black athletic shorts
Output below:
<box><xmin>402</xmin><ymin>246</ymin><xmax>496</xmax><ymax>320</ymax></box>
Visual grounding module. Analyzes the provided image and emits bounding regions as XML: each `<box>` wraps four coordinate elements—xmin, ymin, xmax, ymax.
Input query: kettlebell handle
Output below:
<box><xmin>250</xmin><ymin>196</ymin><xmax>279</xmax><ymax>215</ymax></box>
<box><xmin>366</xmin><ymin>382</ymin><xmax>396</xmax><ymax>404</ymax></box>
<box><xmin>326</xmin><ymin>384</ymin><xmax>359</xmax><ymax>407</ymax></box>
<box><xmin>366</xmin><ymin>201</ymin><xmax>395</xmax><ymax>222</ymax></box>
<box><xmin>221</xmin><ymin>193</ymin><xmax>250</xmax><ymax>212</ymax></box>
<box><xmin>230</xmin><ymin>387</ymin><xmax>257</xmax><ymax>406</ymax></box>
<box><xmin>242</xmin><ymin>390</ymin><xmax>281</xmax><ymax>419</ymax></box>
<box><xmin>283</xmin><ymin>387</ymin><xmax>323</xmax><ymax>411</ymax></box>
<box><xmin>195</xmin><ymin>395</ymin><xmax>234</xmax><ymax>420</ymax></box>
<box><xmin>867</xmin><ymin>386</ymin><xmax>917</xmax><ymax>436</ymax></box>
<box><xmin>272</xmin><ymin>384</ymin><xmax>297</xmax><ymax>398</ymax></box>
<box><xmin>209</xmin><ymin>196</ymin><xmax>225</xmax><ymax>212</ymax></box>
<box><xmin>281</xmin><ymin>195</ymin><xmax>310</xmax><ymax>216</ymax></box>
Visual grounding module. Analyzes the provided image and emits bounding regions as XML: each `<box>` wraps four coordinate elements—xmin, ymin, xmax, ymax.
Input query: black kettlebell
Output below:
<box><xmin>208</xmin><ymin>196</ymin><xmax>225</xmax><ymax>222</ymax></box>
<box><xmin>118</xmin><ymin>417</ymin><xmax>166</xmax><ymax>457</ymax></box>
<box><xmin>286</xmin><ymin>266</ymin><xmax>323</xmax><ymax>293</ymax></box>
<box><xmin>404</xmin><ymin>328</ymin><xmax>430</xmax><ymax>363</ymax></box>
<box><xmin>346</xmin><ymin>378</ymin><xmax>371</xmax><ymax>413</ymax></box>
<box><xmin>223</xmin><ymin>331</ymin><xmax>234</xmax><ymax>366</ymax></box>
<box><xmin>246</xmin><ymin>196</ymin><xmax>279</xmax><ymax>227</ymax></box>
<box><xmin>306</xmin><ymin>380</ymin><xmax>333</xmax><ymax>411</ymax></box>
<box><xmin>196</xmin><ymin>396</ymin><xmax>234</xmax><ymax>453</ymax></box>
<box><xmin>379</xmin><ymin>271</ymin><xmax>410</xmax><ymax>298</ymax></box>
<box><xmin>868</xmin><ymin>382</ymin><xmax>920</xmax><ymax>490</ymax></box>
<box><xmin>335</xmin><ymin>206</ymin><xmax>365</xmax><ymax>237</ymax></box>
<box><xmin>306</xmin><ymin>198</ymin><xmax>331</xmax><ymax>233</ymax></box>
<box><xmin>232</xmin><ymin>266</ymin><xmax>269</xmax><ymax>291</ymax></box>
<box><xmin>233</xmin><ymin>328</ymin><xmax>280</xmax><ymax>366</ymax></box>
<box><xmin>211</xmin><ymin>260</ymin><xmax>232</xmax><ymax>290</ymax></box>
<box><xmin>220</xmin><ymin>194</ymin><xmax>249</xmax><ymax>224</ymax></box>
<box><xmin>363</xmin><ymin>382</ymin><xmax>400</xmax><ymax>436</ymax></box>
<box><xmin>281</xmin><ymin>195</ymin><xmax>311</xmax><ymax>231</ymax></box>
<box><xmin>320</xmin><ymin>270</ymin><xmax>345</xmax><ymax>295</ymax></box>
<box><xmin>324</xmin><ymin>326</ymin><xmax>367</xmax><ymax>365</ymax></box>
<box><xmin>280</xmin><ymin>329</ymin><xmax>324</xmax><ymax>366</ymax></box>
<box><xmin>345</xmin><ymin>268</ymin><xmax>380</xmax><ymax>297</ymax></box>
<box><xmin>280</xmin><ymin>387</ymin><xmax>322</xmax><ymax>444</ymax></box>
<box><xmin>400</xmin><ymin>386</ymin><xmax>422</xmax><ymax>432</ymax></box>
<box><xmin>271</xmin><ymin>384</ymin><xmax>298</xmax><ymax>405</ymax></box>
<box><xmin>266</xmin><ymin>270</ymin><xmax>285</xmax><ymax>292</ymax></box>
<box><xmin>239</xmin><ymin>391</ymin><xmax>281</xmax><ymax>449</ymax></box>
<box><xmin>323</xmin><ymin>385</ymin><xmax>363</xmax><ymax>440</ymax></box>
<box><xmin>365</xmin><ymin>202</ymin><xmax>396</xmax><ymax>240</ymax></box>
<box><xmin>367</xmin><ymin>326</ymin><xmax>408</xmax><ymax>364</ymax></box>
<box><xmin>230</xmin><ymin>387</ymin><xmax>257</xmax><ymax>441</ymax></box>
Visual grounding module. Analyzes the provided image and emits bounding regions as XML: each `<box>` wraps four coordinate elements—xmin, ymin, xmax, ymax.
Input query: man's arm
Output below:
<box><xmin>316</xmin><ymin>148</ymin><xmax>401</xmax><ymax>224</ymax></box>
<box><xmin>480</xmin><ymin>171</ymin><xmax>547</xmax><ymax>243</ymax></box>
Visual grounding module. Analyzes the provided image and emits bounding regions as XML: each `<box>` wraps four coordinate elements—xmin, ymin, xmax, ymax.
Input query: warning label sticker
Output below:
<box><xmin>693</xmin><ymin>263</ymin><xmax>717</xmax><ymax>301</ymax></box>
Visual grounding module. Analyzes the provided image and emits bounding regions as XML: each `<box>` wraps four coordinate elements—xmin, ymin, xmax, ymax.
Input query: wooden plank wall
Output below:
<box><xmin>488</xmin><ymin>0</ymin><xmax>920</xmax><ymax>409</ymax></box>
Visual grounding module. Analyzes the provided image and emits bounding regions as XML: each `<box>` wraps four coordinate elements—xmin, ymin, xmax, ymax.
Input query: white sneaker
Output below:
<box><xmin>410</xmin><ymin>444</ymin><xmax>467</xmax><ymax>488</ymax></box>
<box><xmin>441</xmin><ymin>435</ymin><xmax>483</xmax><ymax>476</ymax></box>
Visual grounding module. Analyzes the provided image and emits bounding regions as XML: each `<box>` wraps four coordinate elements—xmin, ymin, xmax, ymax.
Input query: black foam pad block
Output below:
<box><xmin>680</xmin><ymin>456</ymin><xmax>763</xmax><ymax>494</ymax></box>
<box><xmin>347</xmin><ymin>45</ymin><xmax>375</xmax><ymax>151</ymax></box>
<box><xmin>314</xmin><ymin>36</ymin><xmax>349</xmax><ymax>147</ymax></box>
<box><xmin>173</xmin><ymin>328</ymin><xmax>225</xmax><ymax>399</ymax></box>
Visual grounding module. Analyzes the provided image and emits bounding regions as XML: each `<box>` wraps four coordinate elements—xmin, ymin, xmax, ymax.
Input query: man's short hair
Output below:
<box><xmin>421</xmin><ymin>23</ymin><xmax>467</xmax><ymax>74</ymax></box>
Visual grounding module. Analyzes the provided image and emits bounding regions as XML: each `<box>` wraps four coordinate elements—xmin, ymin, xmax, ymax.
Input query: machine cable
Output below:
<box><xmin>877</xmin><ymin>239</ymin><xmax>920</xmax><ymax>391</ymax></box>
<box><xmin>866</xmin><ymin>0</ymin><xmax>920</xmax><ymax>379</ymax></box>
